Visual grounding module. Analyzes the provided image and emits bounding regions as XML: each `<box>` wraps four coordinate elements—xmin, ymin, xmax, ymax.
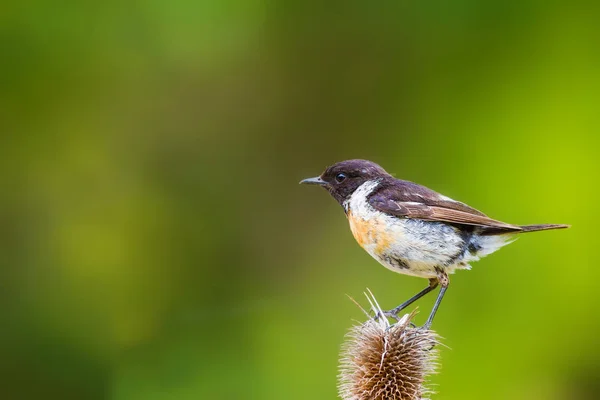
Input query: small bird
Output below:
<box><xmin>301</xmin><ymin>159</ymin><xmax>568</xmax><ymax>327</ymax></box>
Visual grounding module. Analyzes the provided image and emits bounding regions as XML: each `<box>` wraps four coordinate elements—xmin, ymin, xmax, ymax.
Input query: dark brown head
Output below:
<box><xmin>300</xmin><ymin>159</ymin><xmax>391</xmax><ymax>205</ymax></box>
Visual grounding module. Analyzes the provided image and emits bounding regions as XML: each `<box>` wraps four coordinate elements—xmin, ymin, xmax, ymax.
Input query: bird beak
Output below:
<box><xmin>300</xmin><ymin>176</ymin><xmax>327</xmax><ymax>186</ymax></box>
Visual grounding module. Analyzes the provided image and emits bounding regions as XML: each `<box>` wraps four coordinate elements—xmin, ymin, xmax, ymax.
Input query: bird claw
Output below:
<box><xmin>373</xmin><ymin>309</ymin><xmax>402</xmax><ymax>322</ymax></box>
<box><xmin>373</xmin><ymin>309</ymin><xmax>420</xmax><ymax>330</ymax></box>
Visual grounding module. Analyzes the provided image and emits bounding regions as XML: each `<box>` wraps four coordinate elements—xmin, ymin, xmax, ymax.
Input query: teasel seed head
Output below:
<box><xmin>338</xmin><ymin>291</ymin><xmax>440</xmax><ymax>400</ymax></box>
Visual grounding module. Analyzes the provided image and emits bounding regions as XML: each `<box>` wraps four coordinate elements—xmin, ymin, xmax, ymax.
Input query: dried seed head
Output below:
<box><xmin>338</xmin><ymin>294</ymin><xmax>440</xmax><ymax>400</ymax></box>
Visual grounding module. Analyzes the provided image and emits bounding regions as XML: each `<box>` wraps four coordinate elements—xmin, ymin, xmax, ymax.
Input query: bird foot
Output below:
<box><xmin>373</xmin><ymin>309</ymin><xmax>417</xmax><ymax>328</ymax></box>
<box><xmin>373</xmin><ymin>310</ymin><xmax>400</xmax><ymax>322</ymax></box>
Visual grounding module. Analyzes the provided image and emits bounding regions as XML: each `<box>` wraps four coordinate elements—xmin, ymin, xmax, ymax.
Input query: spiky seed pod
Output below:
<box><xmin>338</xmin><ymin>295</ymin><xmax>440</xmax><ymax>400</ymax></box>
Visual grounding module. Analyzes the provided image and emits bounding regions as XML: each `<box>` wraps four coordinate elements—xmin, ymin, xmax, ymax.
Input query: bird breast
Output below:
<box><xmin>345</xmin><ymin>181</ymin><xmax>466</xmax><ymax>276</ymax></box>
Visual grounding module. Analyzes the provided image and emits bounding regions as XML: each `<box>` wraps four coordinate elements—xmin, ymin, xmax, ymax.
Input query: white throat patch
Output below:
<box><xmin>343</xmin><ymin>180</ymin><xmax>381</xmax><ymax>214</ymax></box>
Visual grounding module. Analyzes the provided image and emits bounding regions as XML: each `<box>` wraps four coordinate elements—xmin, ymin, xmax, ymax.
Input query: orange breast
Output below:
<box><xmin>347</xmin><ymin>211</ymin><xmax>394</xmax><ymax>255</ymax></box>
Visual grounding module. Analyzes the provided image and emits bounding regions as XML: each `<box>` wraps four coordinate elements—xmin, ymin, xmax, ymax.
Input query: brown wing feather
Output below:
<box><xmin>401</xmin><ymin>202</ymin><xmax>521</xmax><ymax>230</ymax></box>
<box><xmin>368</xmin><ymin>180</ymin><xmax>523</xmax><ymax>232</ymax></box>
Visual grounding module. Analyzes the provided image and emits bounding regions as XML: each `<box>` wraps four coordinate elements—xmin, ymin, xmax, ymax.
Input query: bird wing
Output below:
<box><xmin>368</xmin><ymin>180</ymin><xmax>522</xmax><ymax>232</ymax></box>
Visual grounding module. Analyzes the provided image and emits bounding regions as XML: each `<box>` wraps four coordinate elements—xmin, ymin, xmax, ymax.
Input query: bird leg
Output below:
<box><xmin>422</xmin><ymin>269</ymin><xmax>449</xmax><ymax>329</ymax></box>
<box><xmin>380</xmin><ymin>278</ymin><xmax>439</xmax><ymax>321</ymax></box>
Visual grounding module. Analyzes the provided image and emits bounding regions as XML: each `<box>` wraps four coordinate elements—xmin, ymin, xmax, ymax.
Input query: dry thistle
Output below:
<box><xmin>338</xmin><ymin>291</ymin><xmax>440</xmax><ymax>400</ymax></box>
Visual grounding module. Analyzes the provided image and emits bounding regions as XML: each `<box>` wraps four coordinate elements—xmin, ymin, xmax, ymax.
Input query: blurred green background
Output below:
<box><xmin>1</xmin><ymin>1</ymin><xmax>599</xmax><ymax>399</ymax></box>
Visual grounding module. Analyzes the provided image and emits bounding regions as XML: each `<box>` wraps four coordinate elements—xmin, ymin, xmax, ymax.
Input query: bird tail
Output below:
<box><xmin>519</xmin><ymin>224</ymin><xmax>570</xmax><ymax>233</ymax></box>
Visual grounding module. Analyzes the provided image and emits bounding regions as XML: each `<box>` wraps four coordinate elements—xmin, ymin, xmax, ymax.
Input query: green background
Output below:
<box><xmin>2</xmin><ymin>1</ymin><xmax>599</xmax><ymax>399</ymax></box>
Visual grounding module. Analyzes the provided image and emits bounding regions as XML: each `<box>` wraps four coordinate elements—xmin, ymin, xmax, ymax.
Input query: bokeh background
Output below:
<box><xmin>2</xmin><ymin>1</ymin><xmax>599</xmax><ymax>399</ymax></box>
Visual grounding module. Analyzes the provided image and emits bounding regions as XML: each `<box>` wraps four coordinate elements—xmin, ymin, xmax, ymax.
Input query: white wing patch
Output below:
<box><xmin>438</xmin><ymin>194</ymin><xmax>457</xmax><ymax>202</ymax></box>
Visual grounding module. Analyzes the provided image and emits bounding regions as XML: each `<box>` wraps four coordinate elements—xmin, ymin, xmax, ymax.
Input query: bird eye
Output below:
<box><xmin>335</xmin><ymin>173</ymin><xmax>347</xmax><ymax>183</ymax></box>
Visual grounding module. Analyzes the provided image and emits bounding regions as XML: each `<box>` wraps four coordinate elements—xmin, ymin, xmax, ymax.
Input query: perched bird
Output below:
<box><xmin>301</xmin><ymin>159</ymin><xmax>568</xmax><ymax>327</ymax></box>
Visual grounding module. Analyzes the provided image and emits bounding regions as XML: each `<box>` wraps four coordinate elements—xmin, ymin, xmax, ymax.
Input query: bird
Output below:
<box><xmin>300</xmin><ymin>159</ymin><xmax>569</xmax><ymax>328</ymax></box>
